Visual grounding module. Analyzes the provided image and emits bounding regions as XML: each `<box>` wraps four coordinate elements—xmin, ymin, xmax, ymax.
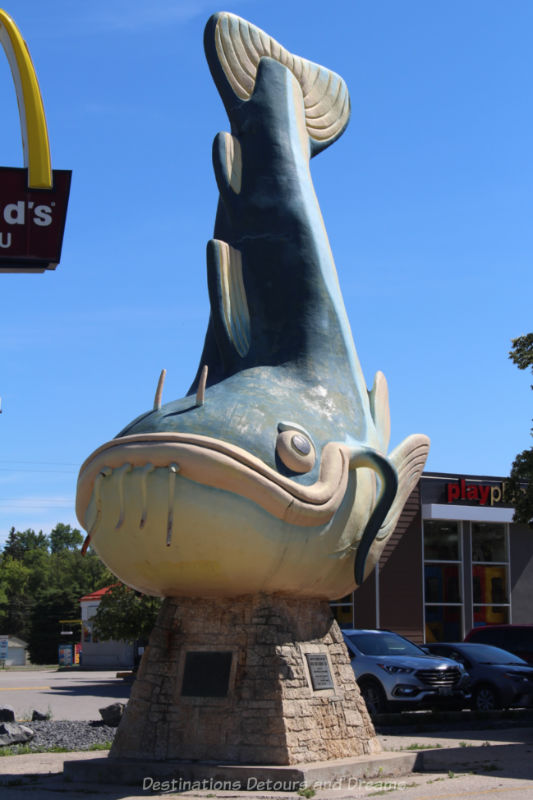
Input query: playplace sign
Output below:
<box><xmin>0</xmin><ymin>10</ymin><xmax>71</xmax><ymax>272</ymax></box>
<box><xmin>446</xmin><ymin>478</ymin><xmax>507</xmax><ymax>507</ymax></box>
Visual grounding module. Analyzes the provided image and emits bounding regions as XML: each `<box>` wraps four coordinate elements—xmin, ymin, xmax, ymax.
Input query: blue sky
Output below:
<box><xmin>0</xmin><ymin>0</ymin><xmax>531</xmax><ymax>546</ymax></box>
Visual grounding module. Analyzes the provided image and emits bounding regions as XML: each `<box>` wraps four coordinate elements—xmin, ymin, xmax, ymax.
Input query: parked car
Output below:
<box><xmin>464</xmin><ymin>625</ymin><xmax>533</xmax><ymax>664</ymax></box>
<box><xmin>424</xmin><ymin>641</ymin><xmax>533</xmax><ymax>711</ymax></box>
<box><xmin>342</xmin><ymin>629</ymin><xmax>470</xmax><ymax>716</ymax></box>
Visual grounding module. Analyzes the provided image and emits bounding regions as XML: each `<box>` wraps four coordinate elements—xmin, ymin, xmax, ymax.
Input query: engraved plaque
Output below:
<box><xmin>181</xmin><ymin>651</ymin><xmax>233</xmax><ymax>697</ymax></box>
<box><xmin>305</xmin><ymin>652</ymin><xmax>334</xmax><ymax>691</ymax></box>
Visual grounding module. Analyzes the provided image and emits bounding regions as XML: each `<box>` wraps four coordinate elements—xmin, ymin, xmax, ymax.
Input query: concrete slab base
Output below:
<box><xmin>63</xmin><ymin>751</ymin><xmax>419</xmax><ymax>791</ymax></box>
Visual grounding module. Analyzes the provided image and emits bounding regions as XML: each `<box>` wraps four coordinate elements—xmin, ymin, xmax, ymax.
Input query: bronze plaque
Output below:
<box><xmin>305</xmin><ymin>653</ymin><xmax>334</xmax><ymax>691</ymax></box>
<box><xmin>181</xmin><ymin>651</ymin><xmax>233</xmax><ymax>697</ymax></box>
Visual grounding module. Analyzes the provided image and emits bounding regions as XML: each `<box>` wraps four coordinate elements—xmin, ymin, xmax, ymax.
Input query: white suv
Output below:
<box><xmin>342</xmin><ymin>629</ymin><xmax>471</xmax><ymax>716</ymax></box>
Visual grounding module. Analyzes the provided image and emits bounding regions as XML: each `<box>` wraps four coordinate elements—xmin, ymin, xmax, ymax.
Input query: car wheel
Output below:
<box><xmin>359</xmin><ymin>679</ymin><xmax>387</xmax><ymax>717</ymax></box>
<box><xmin>472</xmin><ymin>684</ymin><xmax>501</xmax><ymax>712</ymax></box>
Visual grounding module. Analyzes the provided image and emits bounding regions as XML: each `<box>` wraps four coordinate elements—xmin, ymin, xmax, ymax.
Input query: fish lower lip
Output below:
<box><xmin>76</xmin><ymin>432</ymin><xmax>350</xmax><ymax>529</ymax></box>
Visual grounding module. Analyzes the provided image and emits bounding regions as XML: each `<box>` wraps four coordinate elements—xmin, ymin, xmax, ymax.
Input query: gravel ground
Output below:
<box><xmin>5</xmin><ymin>720</ymin><xmax>117</xmax><ymax>752</ymax></box>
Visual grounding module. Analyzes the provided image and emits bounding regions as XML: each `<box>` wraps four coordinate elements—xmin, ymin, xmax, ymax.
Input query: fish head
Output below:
<box><xmin>76</xmin><ymin>365</ymin><xmax>425</xmax><ymax>600</ymax></box>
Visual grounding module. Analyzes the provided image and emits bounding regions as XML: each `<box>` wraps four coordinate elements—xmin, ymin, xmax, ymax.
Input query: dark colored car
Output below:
<box><xmin>464</xmin><ymin>625</ymin><xmax>533</xmax><ymax>665</ymax></box>
<box><xmin>342</xmin><ymin>629</ymin><xmax>470</xmax><ymax>716</ymax></box>
<box><xmin>424</xmin><ymin>642</ymin><xmax>533</xmax><ymax>711</ymax></box>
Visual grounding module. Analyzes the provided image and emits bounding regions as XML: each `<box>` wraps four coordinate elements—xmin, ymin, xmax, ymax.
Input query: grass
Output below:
<box><xmin>0</xmin><ymin>664</ymin><xmax>57</xmax><ymax>671</ymax></box>
<box><xmin>368</xmin><ymin>784</ymin><xmax>417</xmax><ymax>797</ymax></box>
<box><xmin>0</xmin><ymin>741</ymin><xmax>111</xmax><ymax>757</ymax></box>
<box><xmin>0</xmin><ymin>744</ymin><xmax>34</xmax><ymax>757</ymax></box>
<box><xmin>404</xmin><ymin>742</ymin><xmax>443</xmax><ymax>750</ymax></box>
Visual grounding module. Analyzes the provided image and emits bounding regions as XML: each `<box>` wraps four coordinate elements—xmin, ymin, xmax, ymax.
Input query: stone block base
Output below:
<box><xmin>110</xmin><ymin>594</ymin><xmax>379</xmax><ymax>765</ymax></box>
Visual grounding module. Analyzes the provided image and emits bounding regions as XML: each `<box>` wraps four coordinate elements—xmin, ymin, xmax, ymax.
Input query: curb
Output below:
<box><xmin>63</xmin><ymin>751</ymin><xmax>419</xmax><ymax>790</ymax></box>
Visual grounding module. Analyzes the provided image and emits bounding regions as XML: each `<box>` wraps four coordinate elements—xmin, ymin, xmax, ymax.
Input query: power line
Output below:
<box><xmin>0</xmin><ymin>460</ymin><xmax>78</xmax><ymax>466</ymax></box>
<box><xmin>0</xmin><ymin>468</ymin><xmax>76</xmax><ymax>474</ymax></box>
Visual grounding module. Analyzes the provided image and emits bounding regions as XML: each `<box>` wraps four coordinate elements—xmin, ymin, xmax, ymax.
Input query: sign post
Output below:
<box><xmin>0</xmin><ymin>637</ymin><xmax>8</xmax><ymax>667</ymax></box>
<box><xmin>0</xmin><ymin>9</ymin><xmax>71</xmax><ymax>272</ymax></box>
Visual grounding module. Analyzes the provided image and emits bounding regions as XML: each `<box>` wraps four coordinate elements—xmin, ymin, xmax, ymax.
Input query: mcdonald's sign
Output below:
<box><xmin>0</xmin><ymin>10</ymin><xmax>71</xmax><ymax>272</ymax></box>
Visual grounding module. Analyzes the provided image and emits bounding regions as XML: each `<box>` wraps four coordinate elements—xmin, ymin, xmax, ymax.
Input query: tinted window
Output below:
<box><xmin>470</xmin><ymin>627</ymin><xmax>533</xmax><ymax>655</ymax></box>
<box><xmin>463</xmin><ymin>644</ymin><xmax>526</xmax><ymax>665</ymax></box>
<box><xmin>470</xmin><ymin>628</ymin><xmax>503</xmax><ymax>647</ymax></box>
<box><xmin>424</xmin><ymin>521</ymin><xmax>459</xmax><ymax>561</ymax></box>
<box><xmin>346</xmin><ymin>633</ymin><xmax>425</xmax><ymax>657</ymax></box>
<box><xmin>426</xmin><ymin>645</ymin><xmax>448</xmax><ymax>657</ymax></box>
<box><xmin>427</xmin><ymin>645</ymin><xmax>467</xmax><ymax>665</ymax></box>
<box><xmin>472</xmin><ymin>522</ymin><xmax>507</xmax><ymax>563</ymax></box>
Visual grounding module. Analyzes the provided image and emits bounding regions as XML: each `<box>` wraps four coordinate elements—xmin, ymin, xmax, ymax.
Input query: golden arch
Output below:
<box><xmin>0</xmin><ymin>9</ymin><xmax>51</xmax><ymax>188</ymax></box>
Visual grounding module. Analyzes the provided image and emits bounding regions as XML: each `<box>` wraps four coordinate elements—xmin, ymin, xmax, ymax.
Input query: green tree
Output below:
<box><xmin>3</xmin><ymin>527</ymin><xmax>49</xmax><ymax>560</ymax></box>
<box><xmin>27</xmin><ymin>587</ymin><xmax>81</xmax><ymax>664</ymax></box>
<box><xmin>92</xmin><ymin>583</ymin><xmax>162</xmax><ymax>643</ymax></box>
<box><xmin>0</xmin><ymin>524</ymin><xmax>112</xmax><ymax>661</ymax></box>
<box><xmin>0</xmin><ymin>556</ymin><xmax>32</xmax><ymax>639</ymax></box>
<box><xmin>49</xmin><ymin>523</ymin><xmax>83</xmax><ymax>553</ymax></box>
<box><xmin>509</xmin><ymin>333</ymin><xmax>533</xmax><ymax>373</ymax></box>
<box><xmin>506</xmin><ymin>334</ymin><xmax>533</xmax><ymax>527</ymax></box>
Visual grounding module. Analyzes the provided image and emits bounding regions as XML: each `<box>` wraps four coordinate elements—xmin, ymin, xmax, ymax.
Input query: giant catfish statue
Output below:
<box><xmin>76</xmin><ymin>12</ymin><xmax>429</xmax><ymax>600</ymax></box>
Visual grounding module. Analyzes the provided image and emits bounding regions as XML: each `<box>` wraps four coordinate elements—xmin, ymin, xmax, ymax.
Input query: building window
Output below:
<box><xmin>471</xmin><ymin>522</ymin><xmax>510</xmax><ymax>626</ymax></box>
<box><xmin>423</xmin><ymin>520</ymin><xmax>463</xmax><ymax>642</ymax></box>
<box><xmin>330</xmin><ymin>594</ymin><xmax>354</xmax><ymax>628</ymax></box>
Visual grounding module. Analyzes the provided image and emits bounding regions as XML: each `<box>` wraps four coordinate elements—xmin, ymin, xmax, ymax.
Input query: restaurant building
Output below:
<box><xmin>331</xmin><ymin>472</ymin><xmax>531</xmax><ymax>644</ymax></box>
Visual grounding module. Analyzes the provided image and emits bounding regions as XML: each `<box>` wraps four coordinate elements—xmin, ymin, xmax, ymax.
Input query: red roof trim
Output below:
<box><xmin>79</xmin><ymin>585</ymin><xmax>114</xmax><ymax>603</ymax></box>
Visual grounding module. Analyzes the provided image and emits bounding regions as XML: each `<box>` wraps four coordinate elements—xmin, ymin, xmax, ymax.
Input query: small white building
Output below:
<box><xmin>0</xmin><ymin>635</ymin><xmax>27</xmax><ymax>666</ymax></box>
<box><xmin>80</xmin><ymin>587</ymin><xmax>134</xmax><ymax>668</ymax></box>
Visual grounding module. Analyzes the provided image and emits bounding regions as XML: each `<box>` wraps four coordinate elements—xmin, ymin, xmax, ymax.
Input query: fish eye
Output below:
<box><xmin>276</xmin><ymin>428</ymin><xmax>315</xmax><ymax>473</ymax></box>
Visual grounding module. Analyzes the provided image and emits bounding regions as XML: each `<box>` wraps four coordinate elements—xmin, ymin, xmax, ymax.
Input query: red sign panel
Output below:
<box><xmin>0</xmin><ymin>167</ymin><xmax>71</xmax><ymax>272</ymax></box>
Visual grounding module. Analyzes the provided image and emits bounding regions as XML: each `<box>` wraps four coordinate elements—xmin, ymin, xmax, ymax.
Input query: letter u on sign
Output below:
<box><xmin>0</xmin><ymin>9</ymin><xmax>71</xmax><ymax>272</ymax></box>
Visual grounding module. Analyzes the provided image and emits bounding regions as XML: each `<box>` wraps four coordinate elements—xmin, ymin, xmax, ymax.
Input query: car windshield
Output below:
<box><xmin>463</xmin><ymin>644</ymin><xmax>527</xmax><ymax>665</ymax></box>
<box><xmin>346</xmin><ymin>632</ymin><xmax>425</xmax><ymax>657</ymax></box>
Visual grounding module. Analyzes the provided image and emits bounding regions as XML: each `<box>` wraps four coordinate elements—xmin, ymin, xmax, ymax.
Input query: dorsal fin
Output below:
<box><xmin>205</xmin><ymin>11</ymin><xmax>350</xmax><ymax>155</ymax></box>
<box><xmin>369</xmin><ymin>371</ymin><xmax>391</xmax><ymax>453</ymax></box>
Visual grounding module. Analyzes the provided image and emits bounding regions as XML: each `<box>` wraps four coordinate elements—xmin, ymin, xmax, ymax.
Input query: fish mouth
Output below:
<box><xmin>76</xmin><ymin>432</ymin><xmax>351</xmax><ymax>535</ymax></box>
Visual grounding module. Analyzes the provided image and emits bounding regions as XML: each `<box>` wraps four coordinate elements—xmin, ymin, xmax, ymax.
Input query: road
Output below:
<box><xmin>0</xmin><ymin>668</ymin><xmax>131</xmax><ymax>720</ymax></box>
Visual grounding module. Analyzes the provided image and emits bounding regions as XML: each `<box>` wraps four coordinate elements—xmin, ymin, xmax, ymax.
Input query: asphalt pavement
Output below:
<box><xmin>1</xmin><ymin>670</ymin><xmax>533</xmax><ymax>799</ymax></box>
<box><xmin>0</xmin><ymin>668</ymin><xmax>131</xmax><ymax>720</ymax></box>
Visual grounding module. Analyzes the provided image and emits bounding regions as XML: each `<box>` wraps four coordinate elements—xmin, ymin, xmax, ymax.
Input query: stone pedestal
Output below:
<box><xmin>110</xmin><ymin>594</ymin><xmax>379</xmax><ymax>765</ymax></box>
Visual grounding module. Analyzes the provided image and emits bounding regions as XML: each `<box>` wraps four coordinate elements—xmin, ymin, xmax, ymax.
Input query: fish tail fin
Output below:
<box><xmin>204</xmin><ymin>11</ymin><xmax>350</xmax><ymax>155</ymax></box>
